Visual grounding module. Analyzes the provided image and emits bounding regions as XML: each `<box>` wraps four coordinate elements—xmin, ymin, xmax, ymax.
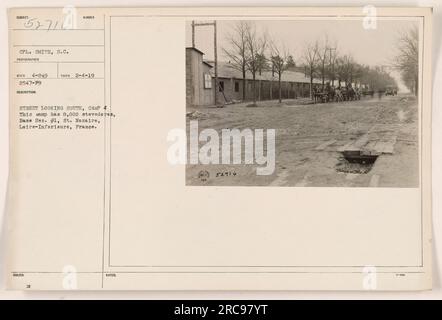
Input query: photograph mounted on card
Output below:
<box><xmin>6</xmin><ymin>6</ymin><xmax>432</xmax><ymax>291</ymax></box>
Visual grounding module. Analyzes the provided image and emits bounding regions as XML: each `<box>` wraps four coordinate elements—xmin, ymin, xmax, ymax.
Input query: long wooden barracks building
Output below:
<box><xmin>186</xmin><ymin>46</ymin><xmax>322</xmax><ymax>107</ymax></box>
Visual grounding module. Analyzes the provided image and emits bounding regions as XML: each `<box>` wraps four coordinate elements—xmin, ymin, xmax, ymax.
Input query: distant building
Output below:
<box><xmin>186</xmin><ymin>47</ymin><xmax>322</xmax><ymax>107</ymax></box>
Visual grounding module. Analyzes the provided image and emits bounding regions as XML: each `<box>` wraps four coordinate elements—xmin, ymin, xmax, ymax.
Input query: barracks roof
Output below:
<box><xmin>206</xmin><ymin>61</ymin><xmax>322</xmax><ymax>84</ymax></box>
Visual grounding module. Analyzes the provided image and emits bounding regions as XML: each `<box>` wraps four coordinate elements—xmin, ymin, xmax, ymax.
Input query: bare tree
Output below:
<box><xmin>286</xmin><ymin>55</ymin><xmax>296</xmax><ymax>69</ymax></box>
<box><xmin>327</xmin><ymin>46</ymin><xmax>338</xmax><ymax>86</ymax></box>
<box><xmin>270</xmin><ymin>40</ymin><xmax>292</xmax><ymax>103</ymax></box>
<box><xmin>336</xmin><ymin>54</ymin><xmax>356</xmax><ymax>86</ymax></box>
<box><xmin>255</xmin><ymin>53</ymin><xmax>268</xmax><ymax>76</ymax></box>
<box><xmin>302</xmin><ymin>40</ymin><xmax>319</xmax><ymax>99</ymax></box>
<box><xmin>351</xmin><ymin>63</ymin><xmax>363</xmax><ymax>87</ymax></box>
<box><xmin>393</xmin><ymin>25</ymin><xmax>419</xmax><ymax>95</ymax></box>
<box><xmin>222</xmin><ymin>21</ymin><xmax>249</xmax><ymax>101</ymax></box>
<box><xmin>244</xmin><ymin>22</ymin><xmax>267</xmax><ymax>105</ymax></box>
<box><xmin>360</xmin><ymin>65</ymin><xmax>396</xmax><ymax>91</ymax></box>
<box><xmin>335</xmin><ymin>56</ymin><xmax>343</xmax><ymax>87</ymax></box>
<box><xmin>317</xmin><ymin>35</ymin><xmax>329</xmax><ymax>89</ymax></box>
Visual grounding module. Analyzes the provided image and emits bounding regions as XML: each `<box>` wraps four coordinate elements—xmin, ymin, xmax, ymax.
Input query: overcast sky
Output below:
<box><xmin>186</xmin><ymin>19</ymin><xmax>418</xmax><ymax>66</ymax></box>
<box><xmin>186</xmin><ymin>19</ymin><xmax>419</xmax><ymax>91</ymax></box>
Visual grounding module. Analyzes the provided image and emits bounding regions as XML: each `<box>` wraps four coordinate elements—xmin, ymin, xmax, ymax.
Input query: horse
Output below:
<box><xmin>334</xmin><ymin>87</ymin><xmax>344</xmax><ymax>102</ymax></box>
<box><xmin>327</xmin><ymin>88</ymin><xmax>335</xmax><ymax>103</ymax></box>
<box><xmin>340</xmin><ymin>87</ymin><xmax>348</xmax><ymax>101</ymax></box>
<box><xmin>354</xmin><ymin>88</ymin><xmax>362</xmax><ymax>100</ymax></box>
<box><xmin>346</xmin><ymin>87</ymin><xmax>356</xmax><ymax>101</ymax></box>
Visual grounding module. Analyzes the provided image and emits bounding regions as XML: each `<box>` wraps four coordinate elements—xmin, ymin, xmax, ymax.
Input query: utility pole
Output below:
<box><xmin>214</xmin><ymin>21</ymin><xmax>218</xmax><ymax>106</ymax></box>
<box><xmin>191</xmin><ymin>21</ymin><xmax>195</xmax><ymax>47</ymax></box>
<box><xmin>327</xmin><ymin>47</ymin><xmax>336</xmax><ymax>86</ymax></box>
<box><xmin>191</xmin><ymin>20</ymin><xmax>219</xmax><ymax>106</ymax></box>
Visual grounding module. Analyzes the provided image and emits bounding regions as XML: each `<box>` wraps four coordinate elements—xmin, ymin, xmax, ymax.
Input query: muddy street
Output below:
<box><xmin>186</xmin><ymin>95</ymin><xmax>419</xmax><ymax>187</ymax></box>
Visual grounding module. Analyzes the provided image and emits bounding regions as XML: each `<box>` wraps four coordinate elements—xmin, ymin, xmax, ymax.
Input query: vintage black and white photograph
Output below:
<box><xmin>4</xmin><ymin>5</ymin><xmax>434</xmax><ymax>293</ymax></box>
<box><xmin>185</xmin><ymin>18</ymin><xmax>421</xmax><ymax>187</ymax></box>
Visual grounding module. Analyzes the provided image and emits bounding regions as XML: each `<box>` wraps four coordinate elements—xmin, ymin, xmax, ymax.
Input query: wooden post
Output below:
<box><xmin>191</xmin><ymin>21</ymin><xmax>195</xmax><ymax>47</ymax></box>
<box><xmin>214</xmin><ymin>21</ymin><xmax>218</xmax><ymax>106</ymax></box>
<box><xmin>328</xmin><ymin>47</ymin><xmax>336</xmax><ymax>85</ymax></box>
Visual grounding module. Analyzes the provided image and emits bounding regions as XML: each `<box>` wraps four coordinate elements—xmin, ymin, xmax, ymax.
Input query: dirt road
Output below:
<box><xmin>186</xmin><ymin>94</ymin><xmax>419</xmax><ymax>187</ymax></box>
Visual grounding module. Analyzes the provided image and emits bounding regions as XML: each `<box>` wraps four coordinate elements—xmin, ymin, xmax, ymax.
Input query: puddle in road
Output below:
<box><xmin>336</xmin><ymin>151</ymin><xmax>379</xmax><ymax>174</ymax></box>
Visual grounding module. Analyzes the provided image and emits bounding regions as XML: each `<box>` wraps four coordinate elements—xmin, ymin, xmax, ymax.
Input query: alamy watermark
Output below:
<box><xmin>62</xmin><ymin>264</ymin><xmax>78</xmax><ymax>290</ymax></box>
<box><xmin>62</xmin><ymin>5</ymin><xmax>78</xmax><ymax>30</ymax></box>
<box><xmin>167</xmin><ymin>120</ymin><xmax>276</xmax><ymax>175</ymax></box>
<box><xmin>362</xmin><ymin>5</ymin><xmax>377</xmax><ymax>30</ymax></box>
<box><xmin>362</xmin><ymin>265</ymin><xmax>377</xmax><ymax>290</ymax></box>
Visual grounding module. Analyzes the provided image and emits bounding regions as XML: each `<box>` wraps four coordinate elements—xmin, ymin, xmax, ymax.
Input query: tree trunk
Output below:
<box><xmin>310</xmin><ymin>70</ymin><xmax>314</xmax><ymax>99</ymax></box>
<box><xmin>252</xmin><ymin>74</ymin><xmax>256</xmax><ymax>104</ymax></box>
<box><xmin>414</xmin><ymin>76</ymin><xmax>418</xmax><ymax>96</ymax></box>
<box><xmin>242</xmin><ymin>67</ymin><xmax>246</xmax><ymax>101</ymax></box>
<box><xmin>278</xmin><ymin>74</ymin><xmax>282</xmax><ymax>103</ymax></box>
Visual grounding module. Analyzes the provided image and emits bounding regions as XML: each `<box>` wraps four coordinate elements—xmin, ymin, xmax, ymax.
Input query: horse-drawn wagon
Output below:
<box><xmin>313</xmin><ymin>85</ymin><xmax>361</xmax><ymax>103</ymax></box>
